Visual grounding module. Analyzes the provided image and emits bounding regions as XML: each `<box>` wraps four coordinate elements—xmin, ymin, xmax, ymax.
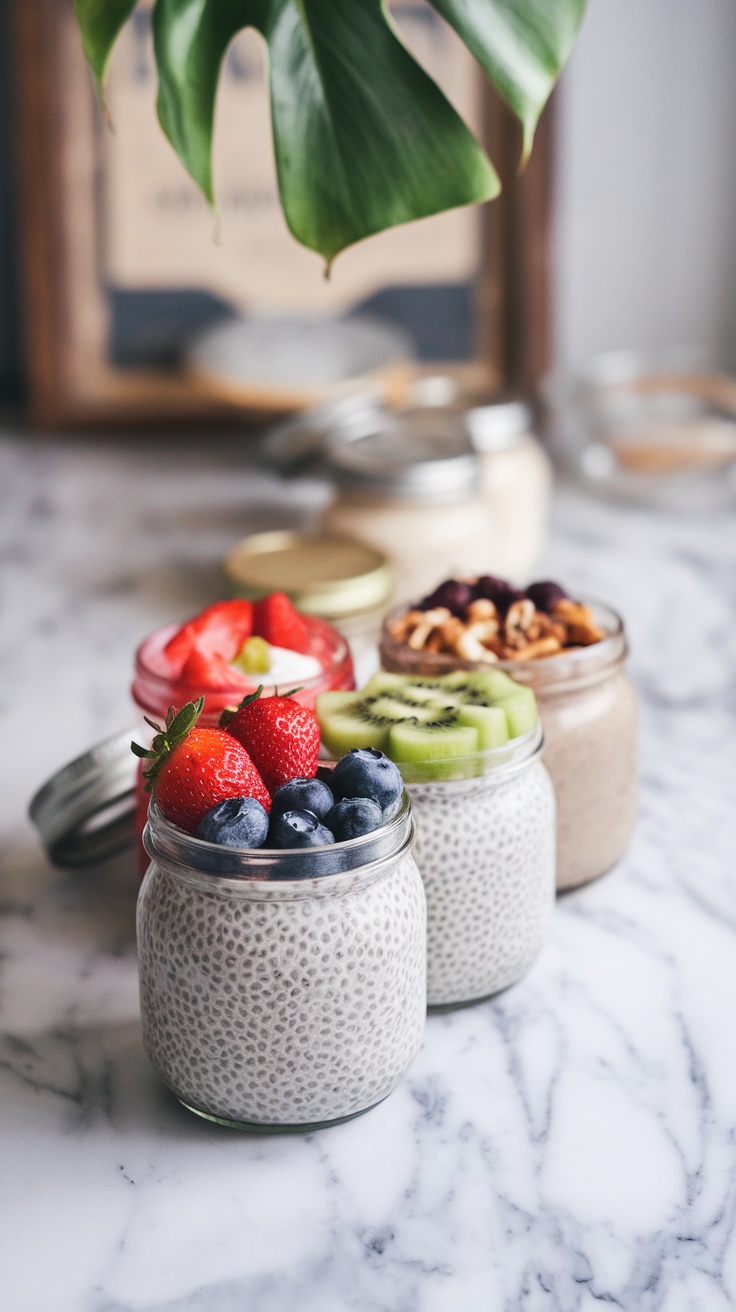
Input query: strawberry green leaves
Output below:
<box><xmin>73</xmin><ymin>0</ymin><xmax>587</xmax><ymax>263</ymax></box>
<box><xmin>132</xmin><ymin>696</ymin><xmax>205</xmax><ymax>790</ymax></box>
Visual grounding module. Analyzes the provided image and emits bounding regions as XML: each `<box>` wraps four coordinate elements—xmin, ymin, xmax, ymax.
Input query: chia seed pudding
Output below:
<box><xmin>137</xmin><ymin>799</ymin><xmax>426</xmax><ymax>1130</ymax></box>
<box><xmin>402</xmin><ymin>725</ymin><xmax>556</xmax><ymax>1007</ymax></box>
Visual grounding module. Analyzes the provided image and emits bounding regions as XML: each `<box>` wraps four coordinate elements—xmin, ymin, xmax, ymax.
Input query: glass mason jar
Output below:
<box><xmin>29</xmin><ymin>614</ymin><xmax>356</xmax><ymax>874</ymax></box>
<box><xmin>320</xmin><ymin>408</ymin><xmax>497</xmax><ymax>607</ymax></box>
<box><xmin>138</xmin><ymin>796</ymin><xmax>426</xmax><ymax>1131</ymax></box>
<box><xmin>398</xmin><ymin>725</ymin><xmax>555</xmax><ymax>1008</ymax></box>
<box><xmin>466</xmin><ymin>401</ymin><xmax>552</xmax><ymax>581</ymax></box>
<box><xmin>380</xmin><ymin>602</ymin><xmax>637</xmax><ymax>891</ymax></box>
<box><xmin>130</xmin><ymin>614</ymin><xmax>355</xmax><ymax>869</ymax></box>
<box><xmin>132</xmin><ymin>613</ymin><xmax>355</xmax><ymax>725</ymax></box>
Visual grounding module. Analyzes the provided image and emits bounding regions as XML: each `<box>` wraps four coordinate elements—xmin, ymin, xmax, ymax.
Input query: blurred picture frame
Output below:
<box><xmin>13</xmin><ymin>0</ymin><xmax>554</xmax><ymax>428</ymax></box>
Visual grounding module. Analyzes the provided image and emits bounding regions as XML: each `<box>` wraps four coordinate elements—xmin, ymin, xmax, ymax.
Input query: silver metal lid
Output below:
<box><xmin>259</xmin><ymin>393</ymin><xmax>384</xmax><ymax>471</ymax></box>
<box><xmin>326</xmin><ymin>408</ymin><xmax>480</xmax><ymax>502</ymax></box>
<box><xmin>29</xmin><ymin>730</ymin><xmax>139</xmax><ymax>868</ymax></box>
<box><xmin>465</xmin><ymin>401</ymin><xmax>533</xmax><ymax>452</ymax></box>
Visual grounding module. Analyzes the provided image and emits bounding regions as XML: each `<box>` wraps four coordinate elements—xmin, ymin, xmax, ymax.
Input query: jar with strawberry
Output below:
<box><xmin>132</xmin><ymin>593</ymin><xmax>355</xmax><ymax>727</ymax></box>
<box><xmin>130</xmin><ymin>593</ymin><xmax>355</xmax><ymax>868</ymax></box>
<box><xmin>134</xmin><ymin>699</ymin><xmax>426</xmax><ymax>1130</ymax></box>
<box><xmin>29</xmin><ymin>593</ymin><xmax>356</xmax><ymax>874</ymax></box>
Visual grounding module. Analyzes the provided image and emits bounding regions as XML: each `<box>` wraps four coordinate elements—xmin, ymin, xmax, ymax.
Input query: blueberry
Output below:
<box><xmin>271</xmin><ymin>776</ymin><xmax>334</xmax><ymax>821</ymax></box>
<box><xmin>418</xmin><ymin>578</ymin><xmax>474</xmax><ymax>617</ymax></box>
<box><xmin>525</xmin><ymin>580</ymin><xmax>569</xmax><ymax>613</ymax></box>
<box><xmin>330</xmin><ymin>749</ymin><xmax>403</xmax><ymax>817</ymax></box>
<box><xmin>474</xmin><ymin>575</ymin><xmax>525</xmax><ymax>615</ymax></box>
<box><xmin>268</xmin><ymin>809</ymin><xmax>336</xmax><ymax>849</ymax></box>
<box><xmin>196</xmin><ymin>796</ymin><xmax>269</xmax><ymax>849</ymax></box>
<box><xmin>324</xmin><ymin>797</ymin><xmax>384</xmax><ymax>841</ymax></box>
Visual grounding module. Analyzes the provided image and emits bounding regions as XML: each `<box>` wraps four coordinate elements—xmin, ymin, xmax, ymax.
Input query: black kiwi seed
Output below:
<box><xmin>352</xmin><ymin>691</ymin><xmax>458</xmax><ymax>731</ymax></box>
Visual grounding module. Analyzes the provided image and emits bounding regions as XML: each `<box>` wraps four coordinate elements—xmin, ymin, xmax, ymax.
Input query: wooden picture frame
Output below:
<box><xmin>12</xmin><ymin>0</ymin><xmax>554</xmax><ymax>428</ymax></box>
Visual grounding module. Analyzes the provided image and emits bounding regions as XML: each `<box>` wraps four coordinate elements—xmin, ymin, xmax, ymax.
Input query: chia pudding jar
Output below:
<box><xmin>380</xmin><ymin>602</ymin><xmax>637</xmax><ymax>891</ymax></box>
<box><xmin>137</xmin><ymin>797</ymin><xmax>426</xmax><ymax>1131</ymax></box>
<box><xmin>399</xmin><ymin>724</ymin><xmax>555</xmax><ymax>1008</ymax></box>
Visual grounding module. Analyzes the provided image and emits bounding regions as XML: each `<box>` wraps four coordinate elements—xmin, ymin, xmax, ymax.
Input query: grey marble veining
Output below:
<box><xmin>1</xmin><ymin>430</ymin><xmax>736</xmax><ymax>1312</ymax></box>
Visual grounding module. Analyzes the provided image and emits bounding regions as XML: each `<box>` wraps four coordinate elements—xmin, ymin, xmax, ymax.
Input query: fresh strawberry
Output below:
<box><xmin>223</xmin><ymin>687</ymin><xmax>320</xmax><ymax>795</ymax></box>
<box><xmin>180</xmin><ymin>647</ymin><xmax>250</xmax><ymax>691</ymax></box>
<box><xmin>132</xmin><ymin>697</ymin><xmax>270</xmax><ymax>834</ymax></box>
<box><xmin>252</xmin><ymin>592</ymin><xmax>310</xmax><ymax>654</ymax></box>
<box><xmin>164</xmin><ymin>600</ymin><xmax>253</xmax><ymax>676</ymax></box>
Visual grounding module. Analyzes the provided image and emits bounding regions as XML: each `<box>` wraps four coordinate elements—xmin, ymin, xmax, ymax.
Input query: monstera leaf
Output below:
<box><xmin>73</xmin><ymin>0</ymin><xmax>586</xmax><ymax>263</ymax></box>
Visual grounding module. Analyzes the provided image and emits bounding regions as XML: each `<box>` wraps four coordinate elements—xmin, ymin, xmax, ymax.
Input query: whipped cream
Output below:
<box><xmin>231</xmin><ymin>644</ymin><xmax>323</xmax><ymax>687</ymax></box>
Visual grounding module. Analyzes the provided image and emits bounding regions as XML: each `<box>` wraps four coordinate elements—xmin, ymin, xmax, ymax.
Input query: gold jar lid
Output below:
<box><xmin>223</xmin><ymin>531</ymin><xmax>393</xmax><ymax>619</ymax></box>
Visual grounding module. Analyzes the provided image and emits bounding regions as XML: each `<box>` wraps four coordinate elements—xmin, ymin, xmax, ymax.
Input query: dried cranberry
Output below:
<box><xmin>474</xmin><ymin>575</ymin><xmax>524</xmax><ymax>615</ymax></box>
<box><xmin>526</xmin><ymin>580</ymin><xmax>569</xmax><ymax>613</ymax></box>
<box><xmin>418</xmin><ymin>579</ymin><xmax>475</xmax><ymax>617</ymax></box>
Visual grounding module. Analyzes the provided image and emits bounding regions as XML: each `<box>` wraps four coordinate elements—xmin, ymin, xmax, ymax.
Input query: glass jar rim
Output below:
<box><xmin>132</xmin><ymin>614</ymin><xmax>353</xmax><ymax>720</ymax></box>
<box><xmin>143</xmin><ymin>795</ymin><xmax>415</xmax><ymax>897</ymax></box>
<box><xmin>379</xmin><ymin>598</ymin><xmax>627</xmax><ymax>694</ymax></box>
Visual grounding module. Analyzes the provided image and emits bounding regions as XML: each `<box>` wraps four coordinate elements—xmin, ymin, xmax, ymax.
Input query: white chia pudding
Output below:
<box><xmin>406</xmin><ymin>732</ymin><xmax>555</xmax><ymax>1007</ymax></box>
<box><xmin>137</xmin><ymin>803</ymin><xmax>426</xmax><ymax>1129</ymax></box>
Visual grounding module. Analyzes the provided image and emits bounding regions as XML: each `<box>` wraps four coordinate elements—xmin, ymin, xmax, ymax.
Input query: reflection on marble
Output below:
<box><xmin>1</xmin><ymin>430</ymin><xmax>736</xmax><ymax>1311</ymax></box>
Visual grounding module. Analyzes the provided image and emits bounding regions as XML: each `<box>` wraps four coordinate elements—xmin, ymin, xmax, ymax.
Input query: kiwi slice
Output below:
<box><xmin>456</xmin><ymin>704</ymin><xmax>509</xmax><ymax>750</ymax></box>
<box><xmin>315</xmin><ymin>672</ymin><xmax>537</xmax><ymax>778</ymax></box>
<box><xmin>440</xmin><ymin>669</ymin><xmax>520</xmax><ymax>702</ymax></box>
<box><xmin>388</xmin><ymin>722</ymin><xmax>480</xmax><ymax>781</ymax></box>
<box><xmin>315</xmin><ymin>692</ymin><xmax>390</xmax><ymax>755</ymax></box>
<box><xmin>362</xmin><ymin>672</ymin><xmax>411</xmax><ymax>696</ymax></box>
<box><xmin>494</xmin><ymin>686</ymin><xmax>538</xmax><ymax>738</ymax></box>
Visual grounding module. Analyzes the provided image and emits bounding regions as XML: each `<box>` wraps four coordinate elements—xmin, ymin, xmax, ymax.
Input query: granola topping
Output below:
<box><xmin>387</xmin><ymin>578</ymin><xmax>606</xmax><ymax>663</ymax></box>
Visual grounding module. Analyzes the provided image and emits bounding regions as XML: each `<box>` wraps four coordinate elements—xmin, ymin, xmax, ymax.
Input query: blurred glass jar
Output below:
<box><xmin>466</xmin><ymin>402</ymin><xmax>552</xmax><ymax>581</ymax></box>
<box><xmin>139</xmin><ymin>796</ymin><xmax>426</xmax><ymax>1130</ymax></box>
<box><xmin>380</xmin><ymin>601</ymin><xmax>637</xmax><ymax>891</ymax></box>
<box><xmin>552</xmin><ymin>349</ymin><xmax>736</xmax><ymax>510</ymax></box>
<box><xmin>260</xmin><ymin>393</ymin><xmax>550</xmax><ymax>601</ymax></box>
<box><xmin>321</xmin><ymin>408</ymin><xmax>497</xmax><ymax>604</ymax></box>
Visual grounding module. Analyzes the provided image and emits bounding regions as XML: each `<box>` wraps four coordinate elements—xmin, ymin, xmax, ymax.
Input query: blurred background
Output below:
<box><xmin>2</xmin><ymin>0</ymin><xmax>736</xmax><ymax>409</ymax></box>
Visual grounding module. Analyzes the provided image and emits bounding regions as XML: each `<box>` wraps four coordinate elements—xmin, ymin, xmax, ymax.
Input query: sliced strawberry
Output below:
<box><xmin>252</xmin><ymin>592</ymin><xmax>310</xmax><ymax>655</ymax></box>
<box><xmin>224</xmin><ymin>687</ymin><xmax>320</xmax><ymax>795</ymax></box>
<box><xmin>180</xmin><ymin>646</ymin><xmax>250</xmax><ymax>691</ymax></box>
<box><xmin>132</xmin><ymin>698</ymin><xmax>270</xmax><ymax>834</ymax></box>
<box><xmin>164</xmin><ymin>600</ymin><xmax>253</xmax><ymax>676</ymax></box>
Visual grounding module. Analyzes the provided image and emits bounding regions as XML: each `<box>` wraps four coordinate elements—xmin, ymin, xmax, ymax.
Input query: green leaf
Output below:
<box><xmin>153</xmin><ymin>0</ymin><xmax>499</xmax><ymax>261</ymax></box>
<box><xmin>74</xmin><ymin>0</ymin><xmax>585</xmax><ymax>262</ymax></box>
<box><xmin>73</xmin><ymin>0</ymin><xmax>139</xmax><ymax>94</ymax></box>
<box><xmin>430</xmin><ymin>0</ymin><xmax>587</xmax><ymax>162</ymax></box>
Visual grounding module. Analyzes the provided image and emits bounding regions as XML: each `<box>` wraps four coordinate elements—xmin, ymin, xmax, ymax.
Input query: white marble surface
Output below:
<box><xmin>1</xmin><ymin>430</ymin><xmax>736</xmax><ymax>1312</ymax></box>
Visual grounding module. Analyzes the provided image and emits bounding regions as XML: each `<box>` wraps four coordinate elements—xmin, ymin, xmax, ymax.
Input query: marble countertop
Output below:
<box><xmin>2</xmin><ymin>430</ymin><xmax>736</xmax><ymax>1312</ymax></box>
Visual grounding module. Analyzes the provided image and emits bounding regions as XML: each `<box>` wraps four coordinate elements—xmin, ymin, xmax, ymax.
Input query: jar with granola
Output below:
<box><xmin>379</xmin><ymin>577</ymin><xmax>637</xmax><ymax>890</ymax></box>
